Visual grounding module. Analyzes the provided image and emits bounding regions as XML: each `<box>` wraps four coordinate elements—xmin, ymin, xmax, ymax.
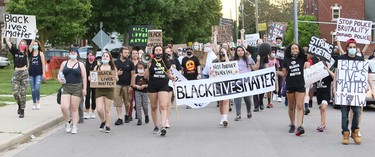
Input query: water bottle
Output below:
<box><xmin>58</xmin><ymin>71</ymin><xmax>66</xmax><ymax>84</ymax></box>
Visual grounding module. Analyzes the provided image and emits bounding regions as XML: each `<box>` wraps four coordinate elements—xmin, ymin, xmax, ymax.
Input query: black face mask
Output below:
<box><xmin>166</xmin><ymin>53</ymin><xmax>171</xmax><ymax>58</ymax></box>
<box><xmin>187</xmin><ymin>51</ymin><xmax>193</xmax><ymax>56</ymax></box>
<box><xmin>154</xmin><ymin>54</ymin><xmax>163</xmax><ymax>59</ymax></box>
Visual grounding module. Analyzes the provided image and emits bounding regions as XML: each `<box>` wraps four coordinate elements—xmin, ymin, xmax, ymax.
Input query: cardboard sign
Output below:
<box><xmin>3</xmin><ymin>14</ymin><xmax>36</xmax><ymax>39</ymax></box>
<box><xmin>336</xmin><ymin>18</ymin><xmax>373</xmax><ymax>44</ymax></box>
<box><xmin>267</xmin><ymin>22</ymin><xmax>287</xmax><ymax>43</ymax></box>
<box><xmin>211</xmin><ymin>61</ymin><xmax>239</xmax><ymax>77</ymax></box>
<box><xmin>128</xmin><ymin>25</ymin><xmax>153</xmax><ymax>46</ymax></box>
<box><xmin>304</xmin><ymin>62</ymin><xmax>329</xmax><ymax>86</ymax></box>
<box><xmin>212</xmin><ymin>25</ymin><xmax>232</xmax><ymax>43</ymax></box>
<box><xmin>245</xmin><ymin>33</ymin><xmax>260</xmax><ymax>47</ymax></box>
<box><xmin>147</xmin><ymin>30</ymin><xmax>163</xmax><ymax>47</ymax></box>
<box><xmin>194</xmin><ymin>51</ymin><xmax>208</xmax><ymax>67</ymax></box>
<box><xmin>307</xmin><ymin>36</ymin><xmax>334</xmax><ymax>62</ymax></box>
<box><xmin>335</xmin><ymin>60</ymin><xmax>368</xmax><ymax>106</ymax></box>
<box><xmin>90</xmin><ymin>70</ymin><xmax>116</xmax><ymax>88</ymax></box>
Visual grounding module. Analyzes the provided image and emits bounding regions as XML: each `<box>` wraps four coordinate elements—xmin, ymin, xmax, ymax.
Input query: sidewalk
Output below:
<box><xmin>0</xmin><ymin>95</ymin><xmax>64</xmax><ymax>152</ymax></box>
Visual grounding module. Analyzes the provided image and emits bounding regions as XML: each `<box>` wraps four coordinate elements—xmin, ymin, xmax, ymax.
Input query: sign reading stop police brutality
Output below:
<box><xmin>147</xmin><ymin>30</ymin><xmax>163</xmax><ymax>47</ymax></box>
<box><xmin>335</xmin><ymin>60</ymin><xmax>368</xmax><ymax>106</ymax></box>
<box><xmin>174</xmin><ymin>67</ymin><xmax>276</xmax><ymax>104</ymax></box>
<box><xmin>336</xmin><ymin>18</ymin><xmax>373</xmax><ymax>44</ymax></box>
<box><xmin>308</xmin><ymin>36</ymin><xmax>334</xmax><ymax>62</ymax></box>
<box><xmin>211</xmin><ymin>61</ymin><xmax>239</xmax><ymax>77</ymax></box>
<box><xmin>90</xmin><ymin>70</ymin><xmax>116</xmax><ymax>88</ymax></box>
<box><xmin>3</xmin><ymin>14</ymin><xmax>36</xmax><ymax>39</ymax></box>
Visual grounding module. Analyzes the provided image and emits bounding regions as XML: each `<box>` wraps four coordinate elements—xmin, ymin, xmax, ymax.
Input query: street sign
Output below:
<box><xmin>92</xmin><ymin>30</ymin><xmax>111</xmax><ymax>50</ymax></box>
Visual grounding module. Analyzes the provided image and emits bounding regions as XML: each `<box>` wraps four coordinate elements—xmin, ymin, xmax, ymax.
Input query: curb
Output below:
<box><xmin>0</xmin><ymin>115</ymin><xmax>64</xmax><ymax>152</ymax></box>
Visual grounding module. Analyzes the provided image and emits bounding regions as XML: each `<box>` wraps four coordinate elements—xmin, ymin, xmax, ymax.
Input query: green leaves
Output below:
<box><xmin>285</xmin><ymin>15</ymin><xmax>320</xmax><ymax>47</ymax></box>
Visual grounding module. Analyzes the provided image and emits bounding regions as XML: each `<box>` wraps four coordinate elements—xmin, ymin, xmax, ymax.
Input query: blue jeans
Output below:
<box><xmin>341</xmin><ymin>105</ymin><xmax>360</xmax><ymax>134</ymax></box>
<box><xmin>29</xmin><ymin>75</ymin><xmax>42</xmax><ymax>104</ymax></box>
<box><xmin>201</xmin><ymin>74</ymin><xmax>209</xmax><ymax>79</ymax></box>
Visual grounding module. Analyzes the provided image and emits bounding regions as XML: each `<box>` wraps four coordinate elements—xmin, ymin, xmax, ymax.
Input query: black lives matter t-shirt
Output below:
<box><xmin>316</xmin><ymin>75</ymin><xmax>333</xmax><ymax>93</ymax></box>
<box><xmin>182</xmin><ymin>56</ymin><xmax>200</xmax><ymax>80</ymax></box>
<box><xmin>283</xmin><ymin>57</ymin><xmax>305</xmax><ymax>88</ymax></box>
<box><xmin>149</xmin><ymin>59</ymin><xmax>171</xmax><ymax>85</ymax></box>
<box><xmin>114</xmin><ymin>59</ymin><xmax>134</xmax><ymax>86</ymax></box>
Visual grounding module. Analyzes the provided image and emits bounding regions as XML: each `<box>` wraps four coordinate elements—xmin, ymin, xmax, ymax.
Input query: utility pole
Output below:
<box><xmin>241</xmin><ymin>0</ymin><xmax>245</xmax><ymax>29</ymax></box>
<box><xmin>293</xmin><ymin>0</ymin><xmax>298</xmax><ymax>44</ymax></box>
<box><xmin>235</xmin><ymin>0</ymin><xmax>238</xmax><ymax>40</ymax></box>
<box><xmin>255</xmin><ymin>0</ymin><xmax>258</xmax><ymax>33</ymax></box>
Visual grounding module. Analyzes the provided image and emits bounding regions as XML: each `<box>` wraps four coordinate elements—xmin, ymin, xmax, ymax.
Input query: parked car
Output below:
<box><xmin>44</xmin><ymin>49</ymin><xmax>69</xmax><ymax>63</ymax></box>
<box><xmin>78</xmin><ymin>46</ymin><xmax>93</xmax><ymax>59</ymax></box>
<box><xmin>0</xmin><ymin>56</ymin><xmax>10</xmax><ymax>68</ymax></box>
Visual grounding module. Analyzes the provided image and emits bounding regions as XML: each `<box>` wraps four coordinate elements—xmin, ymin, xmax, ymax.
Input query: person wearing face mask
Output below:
<box><xmin>266</xmin><ymin>46</ymin><xmax>280</xmax><ymax>108</ymax></box>
<box><xmin>27</xmin><ymin>38</ymin><xmax>46</xmax><ymax>111</ymax></box>
<box><xmin>132</xmin><ymin>63</ymin><xmax>149</xmax><ymax>125</ymax></box>
<box><xmin>181</xmin><ymin>47</ymin><xmax>201</xmax><ymax>80</ymax></box>
<box><xmin>83</xmin><ymin>51</ymin><xmax>97</xmax><ymax>119</ymax></box>
<box><xmin>201</xmin><ymin>43</ymin><xmax>216</xmax><ymax>79</ymax></box>
<box><xmin>58</xmin><ymin>48</ymin><xmax>87</xmax><ymax>134</ymax></box>
<box><xmin>193</xmin><ymin>41</ymin><xmax>201</xmax><ymax>51</ymax></box>
<box><xmin>6</xmin><ymin>37</ymin><xmax>30</xmax><ymax>118</ymax></box>
<box><xmin>277</xmin><ymin>44</ymin><xmax>307</xmax><ymax>136</ymax></box>
<box><xmin>177</xmin><ymin>47</ymin><xmax>184</xmax><ymax>65</ymax></box>
<box><xmin>333</xmin><ymin>38</ymin><xmax>375</xmax><ymax>145</ymax></box>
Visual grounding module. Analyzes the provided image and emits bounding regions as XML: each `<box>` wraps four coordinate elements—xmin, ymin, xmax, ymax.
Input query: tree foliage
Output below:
<box><xmin>6</xmin><ymin>0</ymin><xmax>92</xmax><ymax>47</ymax></box>
<box><xmin>284</xmin><ymin>15</ymin><xmax>320</xmax><ymax>47</ymax></box>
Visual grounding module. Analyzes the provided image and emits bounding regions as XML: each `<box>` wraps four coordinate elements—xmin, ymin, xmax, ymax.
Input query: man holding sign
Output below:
<box><xmin>333</xmin><ymin>38</ymin><xmax>375</xmax><ymax>145</ymax></box>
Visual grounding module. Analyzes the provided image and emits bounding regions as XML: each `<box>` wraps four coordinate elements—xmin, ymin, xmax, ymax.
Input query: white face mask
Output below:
<box><xmin>270</xmin><ymin>53</ymin><xmax>276</xmax><ymax>58</ymax></box>
<box><xmin>138</xmin><ymin>69</ymin><xmax>144</xmax><ymax>73</ymax></box>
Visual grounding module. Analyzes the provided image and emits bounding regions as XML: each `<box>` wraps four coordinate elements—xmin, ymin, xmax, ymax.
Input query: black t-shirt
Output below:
<box><xmin>11</xmin><ymin>47</ymin><xmax>28</xmax><ymax>68</ymax></box>
<box><xmin>29</xmin><ymin>51</ymin><xmax>43</xmax><ymax>77</ymax></box>
<box><xmin>316</xmin><ymin>75</ymin><xmax>333</xmax><ymax>93</ymax></box>
<box><xmin>149</xmin><ymin>59</ymin><xmax>171</xmax><ymax>85</ymax></box>
<box><xmin>114</xmin><ymin>59</ymin><xmax>134</xmax><ymax>86</ymax></box>
<box><xmin>135</xmin><ymin>75</ymin><xmax>148</xmax><ymax>92</ymax></box>
<box><xmin>246</xmin><ymin>45</ymin><xmax>269</xmax><ymax>67</ymax></box>
<box><xmin>182</xmin><ymin>56</ymin><xmax>200</xmax><ymax>80</ymax></box>
<box><xmin>283</xmin><ymin>57</ymin><xmax>306</xmax><ymax>88</ymax></box>
<box><xmin>169</xmin><ymin>57</ymin><xmax>182</xmax><ymax>71</ymax></box>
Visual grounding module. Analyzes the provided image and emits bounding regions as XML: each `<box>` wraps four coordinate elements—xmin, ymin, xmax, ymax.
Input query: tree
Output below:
<box><xmin>284</xmin><ymin>15</ymin><xmax>320</xmax><ymax>47</ymax></box>
<box><xmin>6</xmin><ymin>0</ymin><xmax>92</xmax><ymax>48</ymax></box>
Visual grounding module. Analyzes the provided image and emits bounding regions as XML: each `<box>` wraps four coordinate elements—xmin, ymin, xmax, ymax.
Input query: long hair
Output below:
<box><xmin>217</xmin><ymin>47</ymin><xmax>229</xmax><ymax>62</ymax></box>
<box><xmin>284</xmin><ymin>43</ymin><xmax>305</xmax><ymax>59</ymax></box>
<box><xmin>233</xmin><ymin>46</ymin><xmax>250</xmax><ymax>67</ymax></box>
<box><xmin>102</xmin><ymin>51</ymin><xmax>116</xmax><ymax>70</ymax></box>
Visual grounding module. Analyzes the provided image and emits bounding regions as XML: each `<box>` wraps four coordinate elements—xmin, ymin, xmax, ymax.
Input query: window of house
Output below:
<box><xmin>331</xmin><ymin>4</ymin><xmax>341</xmax><ymax>21</ymax></box>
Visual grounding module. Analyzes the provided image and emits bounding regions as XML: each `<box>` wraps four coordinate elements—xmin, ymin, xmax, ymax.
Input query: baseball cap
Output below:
<box><xmin>346</xmin><ymin>38</ymin><xmax>357</xmax><ymax>47</ymax></box>
<box><xmin>178</xmin><ymin>47</ymin><xmax>183</xmax><ymax>51</ymax></box>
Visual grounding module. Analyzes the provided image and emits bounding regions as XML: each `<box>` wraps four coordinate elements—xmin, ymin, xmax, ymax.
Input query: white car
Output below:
<box><xmin>0</xmin><ymin>56</ymin><xmax>10</xmax><ymax>68</ymax></box>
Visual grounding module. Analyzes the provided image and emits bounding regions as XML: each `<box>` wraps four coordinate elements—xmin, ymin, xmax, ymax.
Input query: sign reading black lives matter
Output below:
<box><xmin>174</xmin><ymin>67</ymin><xmax>276</xmax><ymax>104</ymax></box>
<box><xmin>307</xmin><ymin>36</ymin><xmax>334</xmax><ymax>62</ymax></box>
<box><xmin>3</xmin><ymin>14</ymin><xmax>36</xmax><ymax>39</ymax></box>
<box><xmin>335</xmin><ymin>60</ymin><xmax>368</xmax><ymax>106</ymax></box>
<box><xmin>128</xmin><ymin>25</ymin><xmax>153</xmax><ymax>46</ymax></box>
<box><xmin>90</xmin><ymin>70</ymin><xmax>116</xmax><ymax>88</ymax></box>
<box><xmin>147</xmin><ymin>30</ymin><xmax>163</xmax><ymax>47</ymax></box>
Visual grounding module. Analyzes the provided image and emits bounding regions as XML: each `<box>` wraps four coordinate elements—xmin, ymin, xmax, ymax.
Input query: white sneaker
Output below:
<box><xmin>83</xmin><ymin>112</ymin><xmax>89</xmax><ymax>119</ymax></box>
<box><xmin>32</xmin><ymin>104</ymin><xmax>37</xmax><ymax>110</ymax></box>
<box><xmin>71</xmin><ymin>126</ymin><xmax>78</xmax><ymax>134</ymax></box>
<box><xmin>36</xmin><ymin>104</ymin><xmax>41</xmax><ymax>110</ymax></box>
<box><xmin>278</xmin><ymin>97</ymin><xmax>282</xmax><ymax>102</ymax></box>
<box><xmin>90</xmin><ymin>112</ymin><xmax>96</xmax><ymax>119</ymax></box>
<box><xmin>65</xmin><ymin>121</ymin><xmax>72</xmax><ymax>133</ymax></box>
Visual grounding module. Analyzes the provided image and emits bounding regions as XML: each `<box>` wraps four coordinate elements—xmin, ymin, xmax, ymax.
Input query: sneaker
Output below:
<box><xmin>304</xmin><ymin>109</ymin><xmax>310</xmax><ymax>115</ymax></box>
<box><xmin>124</xmin><ymin>115</ymin><xmax>130</xmax><ymax>123</ymax></box>
<box><xmin>114</xmin><ymin>118</ymin><xmax>123</xmax><ymax>125</ymax></box>
<box><xmin>289</xmin><ymin>125</ymin><xmax>295</xmax><ymax>133</ymax></box>
<box><xmin>145</xmin><ymin>115</ymin><xmax>149</xmax><ymax>123</ymax></box>
<box><xmin>32</xmin><ymin>104</ymin><xmax>37</xmax><ymax>110</ymax></box>
<box><xmin>295</xmin><ymin>126</ymin><xmax>305</xmax><ymax>136</ymax></box>
<box><xmin>153</xmin><ymin>127</ymin><xmax>159</xmax><ymax>134</ymax></box>
<box><xmin>247</xmin><ymin>112</ymin><xmax>252</xmax><ymax>119</ymax></box>
<box><xmin>316</xmin><ymin>126</ymin><xmax>325</xmax><ymax>132</ymax></box>
<box><xmin>165</xmin><ymin>120</ymin><xmax>170</xmax><ymax>128</ymax></box>
<box><xmin>71</xmin><ymin>126</ymin><xmax>78</xmax><ymax>134</ymax></box>
<box><xmin>83</xmin><ymin>112</ymin><xmax>90</xmax><ymax>119</ymax></box>
<box><xmin>90</xmin><ymin>112</ymin><xmax>96</xmax><ymax>119</ymax></box>
<box><xmin>223</xmin><ymin>121</ymin><xmax>228</xmax><ymax>127</ymax></box>
<box><xmin>36</xmin><ymin>104</ymin><xmax>41</xmax><ymax>110</ymax></box>
<box><xmin>266</xmin><ymin>103</ymin><xmax>273</xmax><ymax>108</ymax></box>
<box><xmin>129</xmin><ymin>116</ymin><xmax>133</xmax><ymax>121</ymax></box>
<box><xmin>99</xmin><ymin>121</ymin><xmax>106</xmax><ymax>130</ymax></box>
<box><xmin>160</xmin><ymin>128</ymin><xmax>167</xmax><ymax>136</ymax></box>
<box><xmin>137</xmin><ymin>119</ymin><xmax>142</xmax><ymax>125</ymax></box>
<box><xmin>260</xmin><ymin>104</ymin><xmax>264</xmax><ymax>110</ymax></box>
<box><xmin>234</xmin><ymin>116</ymin><xmax>241</xmax><ymax>121</ymax></box>
<box><xmin>253</xmin><ymin>108</ymin><xmax>260</xmax><ymax>112</ymax></box>
<box><xmin>278</xmin><ymin>97</ymin><xmax>282</xmax><ymax>102</ymax></box>
<box><xmin>105</xmin><ymin>126</ymin><xmax>111</xmax><ymax>133</ymax></box>
<box><xmin>65</xmin><ymin>121</ymin><xmax>72</xmax><ymax>133</ymax></box>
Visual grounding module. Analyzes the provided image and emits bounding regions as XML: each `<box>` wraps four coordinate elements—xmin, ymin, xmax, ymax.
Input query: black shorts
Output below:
<box><xmin>316</xmin><ymin>92</ymin><xmax>330</xmax><ymax>105</ymax></box>
<box><xmin>286</xmin><ymin>86</ymin><xmax>305</xmax><ymax>93</ymax></box>
<box><xmin>148</xmin><ymin>83</ymin><xmax>169</xmax><ymax>93</ymax></box>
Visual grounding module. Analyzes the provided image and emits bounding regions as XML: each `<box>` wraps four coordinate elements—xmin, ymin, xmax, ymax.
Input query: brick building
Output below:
<box><xmin>304</xmin><ymin>0</ymin><xmax>375</xmax><ymax>55</ymax></box>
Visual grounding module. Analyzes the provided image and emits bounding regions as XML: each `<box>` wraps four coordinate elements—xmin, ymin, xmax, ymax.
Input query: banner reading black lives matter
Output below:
<box><xmin>336</xmin><ymin>18</ymin><xmax>373</xmax><ymax>44</ymax></box>
<box><xmin>3</xmin><ymin>14</ymin><xmax>36</xmax><ymax>39</ymax></box>
<box><xmin>335</xmin><ymin>60</ymin><xmax>368</xmax><ymax>106</ymax></box>
<box><xmin>307</xmin><ymin>36</ymin><xmax>334</xmax><ymax>62</ymax></box>
<box><xmin>174</xmin><ymin>67</ymin><xmax>276</xmax><ymax>104</ymax></box>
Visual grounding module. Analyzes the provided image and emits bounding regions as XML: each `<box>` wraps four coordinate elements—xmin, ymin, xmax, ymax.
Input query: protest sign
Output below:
<box><xmin>128</xmin><ymin>25</ymin><xmax>153</xmax><ymax>46</ymax></box>
<box><xmin>147</xmin><ymin>30</ymin><xmax>163</xmax><ymax>47</ymax></box>
<box><xmin>90</xmin><ymin>70</ymin><xmax>116</xmax><ymax>88</ymax></box>
<box><xmin>307</xmin><ymin>36</ymin><xmax>334</xmax><ymax>62</ymax></box>
<box><xmin>276</xmin><ymin>48</ymin><xmax>284</xmax><ymax>59</ymax></box>
<box><xmin>245</xmin><ymin>33</ymin><xmax>260</xmax><ymax>47</ymax></box>
<box><xmin>258</xmin><ymin>23</ymin><xmax>267</xmax><ymax>31</ymax></box>
<box><xmin>267</xmin><ymin>22</ymin><xmax>287</xmax><ymax>43</ymax></box>
<box><xmin>174</xmin><ymin>67</ymin><xmax>276</xmax><ymax>104</ymax></box>
<box><xmin>220</xmin><ymin>18</ymin><xmax>233</xmax><ymax>26</ymax></box>
<box><xmin>304</xmin><ymin>62</ymin><xmax>329</xmax><ymax>86</ymax></box>
<box><xmin>3</xmin><ymin>14</ymin><xmax>36</xmax><ymax>39</ymax></box>
<box><xmin>336</xmin><ymin>18</ymin><xmax>373</xmax><ymax>44</ymax></box>
<box><xmin>211</xmin><ymin>61</ymin><xmax>239</xmax><ymax>77</ymax></box>
<box><xmin>212</xmin><ymin>25</ymin><xmax>233</xmax><ymax>43</ymax></box>
<box><xmin>335</xmin><ymin>60</ymin><xmax>368</xmax><ymax>106</ymax></box>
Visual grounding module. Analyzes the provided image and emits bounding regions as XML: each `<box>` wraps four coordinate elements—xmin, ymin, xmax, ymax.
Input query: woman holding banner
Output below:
<box><xmin>277</xmin><ymin>44</ymin><xmax>307</xmax><ymax>136</ymax></box>
<box><xmin>93</xmin><ymin>51</ymin><xmax>118</xmax><ymax>133</ymax></box>
<box><xmin>232</xmin><ymin>46</ymin><xmax>260</xmax><ymax>121</ymax></box>
<box><xmin>145</xmin><ymin>45</ymin><xmax>175</xmax><ymax>136</ymax></box>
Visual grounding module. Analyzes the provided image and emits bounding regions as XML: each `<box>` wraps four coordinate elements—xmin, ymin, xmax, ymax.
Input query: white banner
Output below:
<box><xmin>245</xmin><ymin>33</ymin><xmax>260</xmax><ymax>47</ymax></box>
<box><xmin>336</xmin><ymin>18</ymin><xmax>373</xmax><ymax>44</ymax></box>
<box><xmin>174</xmin><ymin>67</ymin><xmax>276</xmax><ymax>104</ymax></box>
<box><xmin>304</xmin><ymin>62</ymin><xmax>329</xmax><ymax>86</ymax></box>
<box><xmin>3</xmin><ymin>14</ymin><xmax>36</xmax><ymax>39</ymax></box>
<box><xmin>335</xmin><ymin>60</ymin><xmax>368</xmax><ymax>106</ymax></box>
<box><xmin>211</xmin><ymin>61</ymin><xmax>239</xmax><ymax>77</ymax></box>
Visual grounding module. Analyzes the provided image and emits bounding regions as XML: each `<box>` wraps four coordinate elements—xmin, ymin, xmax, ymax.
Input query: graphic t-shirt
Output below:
<box><xmin>149</xmin><ymin>59</ymin><xmax>171</xmax><ymax>85</ymax></box>
<box><xmin>283</xmin><ymin>57</ymin><xmax>306</xmax><ymax>88</ymax></box>
<box><xmin>316</xmin><ymin>75</ymin><xmax>333</xmax><ymax>93</ymax></box>
<box><xmin>135</xmin><ymin>75</ymin><xmax>148</xmax><ymax>92</ymax></box>
<box><xmin>182</xmin><ymin>56</ymin><xmax>200</xmax><ymax>80</ymax></box>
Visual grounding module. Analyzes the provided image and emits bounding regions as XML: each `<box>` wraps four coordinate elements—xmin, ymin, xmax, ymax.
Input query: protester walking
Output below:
<box><xmin>133</xmin><ymin>62</ymin><xmax>149</xmax><ymax>125</ymax></box>
<box><xmin>28</xmin><ymin>39</ymin><xmax>46</xmax><ymax>110</ymax></box>
<box><xmin>84</xmin><ymin>51</ymin><xmax>97</xmax><ymax>119</ymax></box>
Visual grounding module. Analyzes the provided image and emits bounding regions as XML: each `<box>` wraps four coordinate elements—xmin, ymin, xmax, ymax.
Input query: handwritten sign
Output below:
<box><xmin>245</xmin><ymin>33</ymin><xmax>260</xmax><ymax>47</ymax></box>
<box><xmin>212</xmin><ymin>25</ymin><xmax>232</xmax><ymax>43</ymax></box>
<box><xmin>211</xmin><ymin>61</ymin><xmax>239</xmax><ymax>77</ymax></box>
<box><xmin>3</xmin><ymin>14</ymin><xmax>36</xmax><ymax>39</ymax></box>
<box><xmin>336</xmin><ymin>18</ymin><xmax>373</xmax><ymax>44</ymax></box>
<box><xmin>335</xmin><ymin>60</ymin><xmax>368</xmax><ymax>106</ymax></box>
<box><xmin>308</xmin><ymin>36</ymin><xmax>334</xmax><ymax>62</ymax></box>
<box><xmin>194</xmin><ymin>51</ymin><xmax>208</xmax><ymax>67</ymax></box>
<box><xmin>90</xmin><ymin>70</ymin><xmax>116</xmax><ymax>88</ymax></box>
<box><xmin>267</xmin><ymin>22</ymin><xmax>287</xmax><ymax>43</ymax></box>
<box><xmin>147</xmin><ymin>30</ymin><xmax>163</xmax><ymax>47</ymax></box>
<box><xmin>304</xmin><ymin>62</ymin><xmax>329</xmax><ymax>86</ymax></box>
<box><xmin>128</xmin><ymin>25</ymin><xmax>153</xmax><ymax>46</ymax></box>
